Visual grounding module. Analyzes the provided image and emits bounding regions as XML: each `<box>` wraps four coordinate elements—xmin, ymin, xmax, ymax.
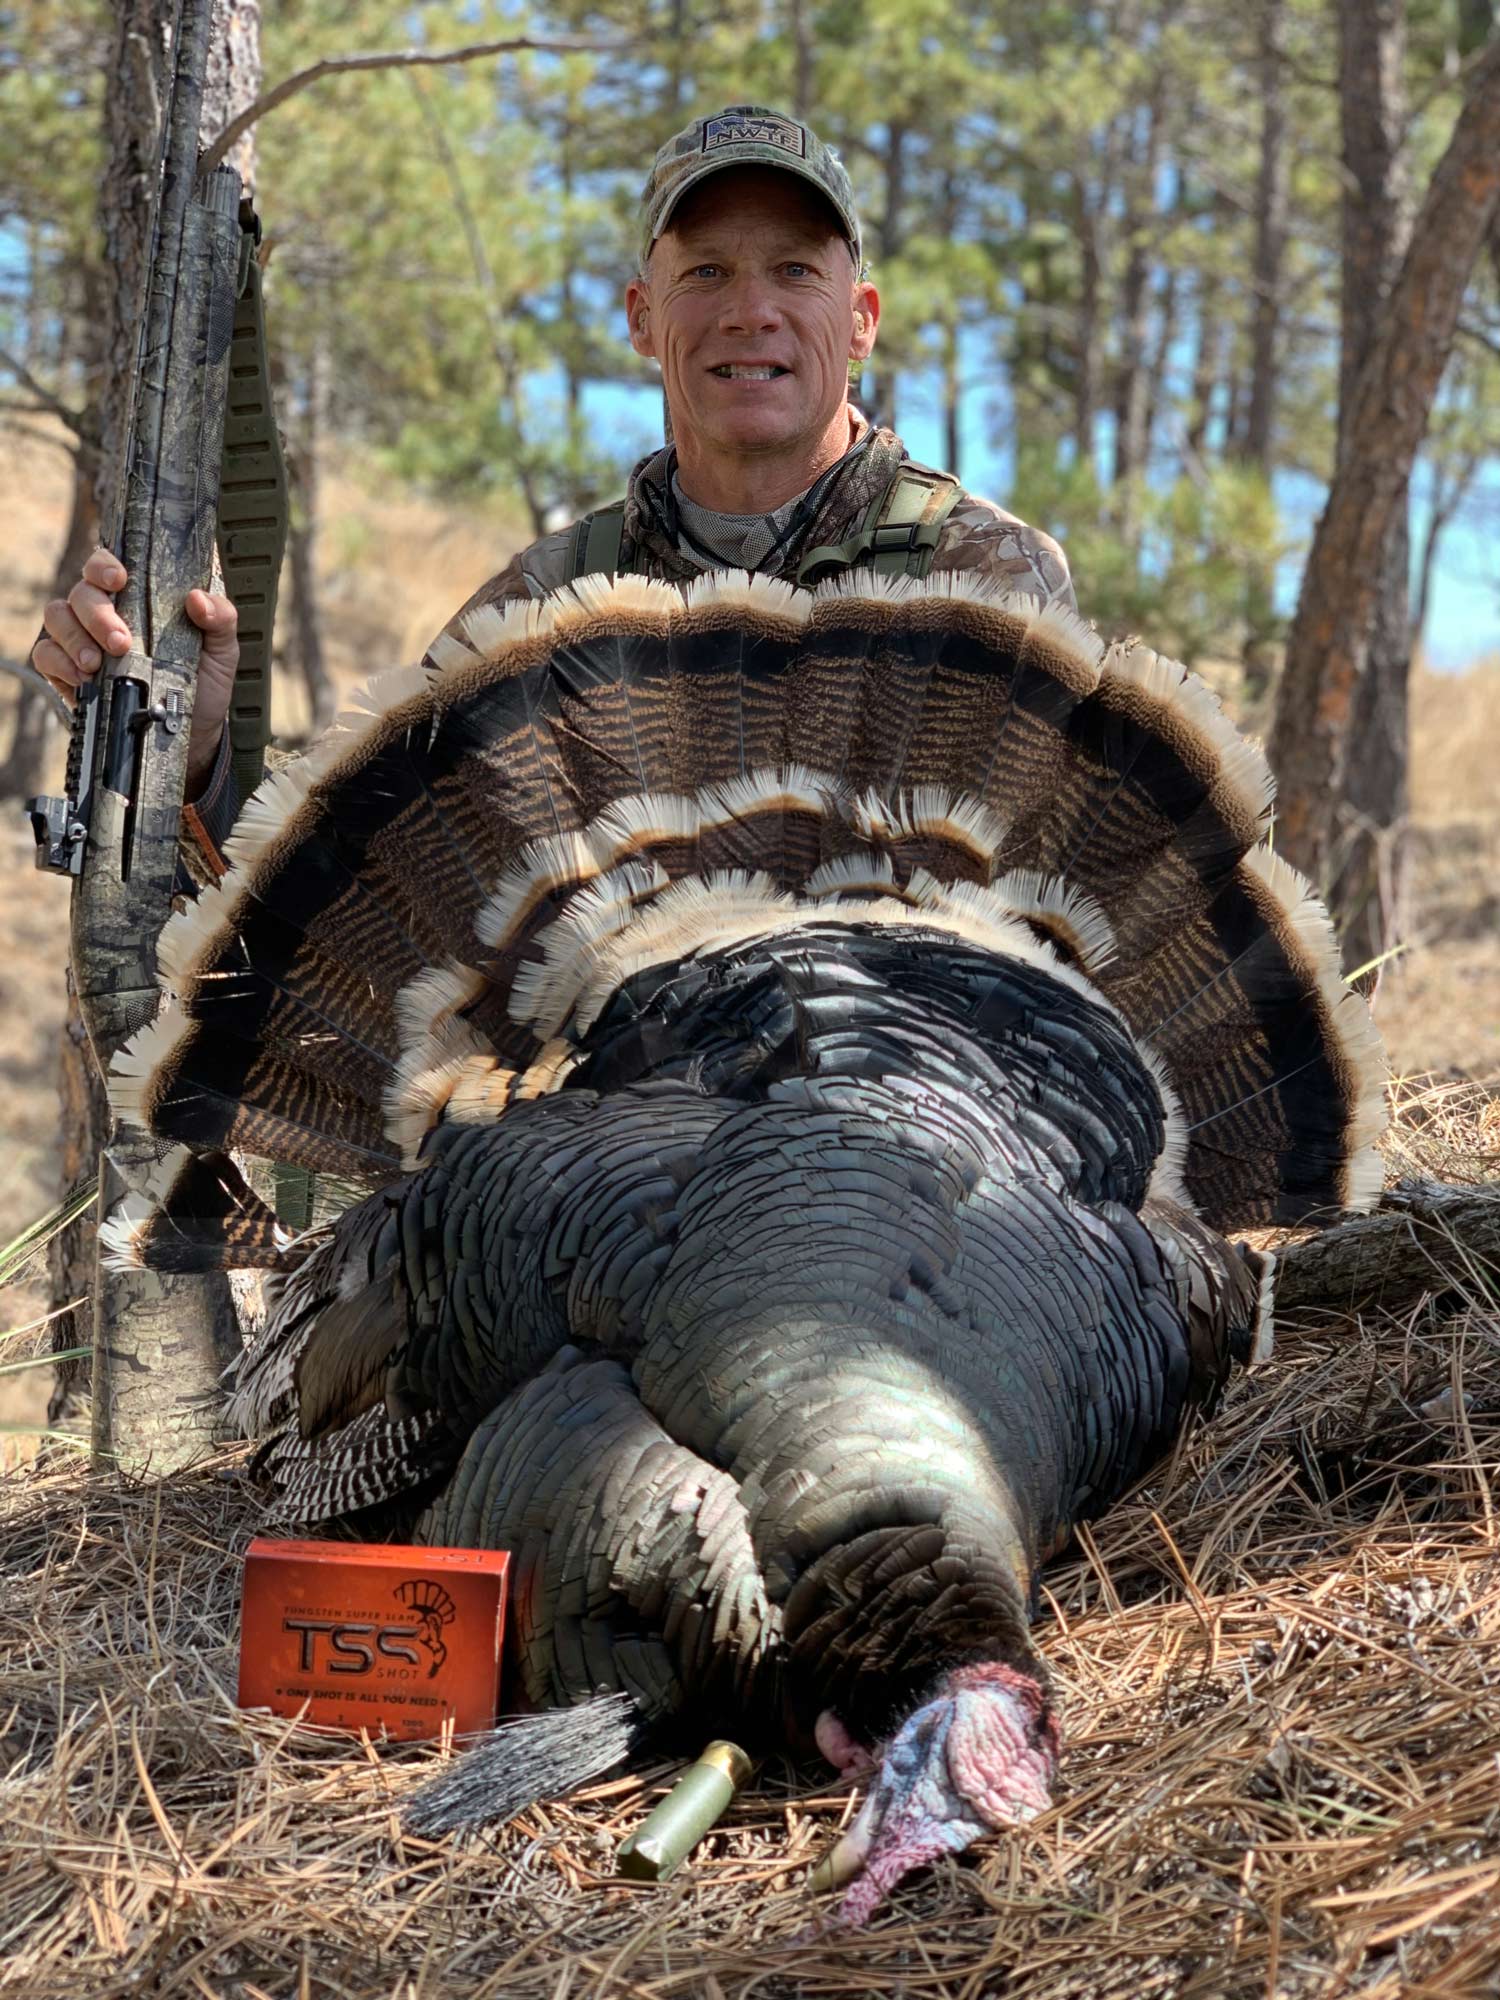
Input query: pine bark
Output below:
<box><xmin>1272</xmin><ymin>1181</ymin><xmax>1500</xmax><ymax>1319</ymax></box>
<box><xmin>860</xmin><ymin>121</ymin><xmax>908</xmax><ymax>430</ymax></box>
<box><xmin>0</xmin><ymin>454</ymin><xmax>98</xmax><ymax>801</ymax></box>
<box><xmin>1184</xmin><ymin>229</ymin><xmax>1226</xmax><ymax>464</ymax></box>
<box><xmin>1141</xmin><ymin>265</ymin><xmax>1179</xmax><ymax>488</ymax></box>
<box><xmin>1072</xmin><ymin>172</ymin><xmax>1103</xmax><ymax>470</ymax></box>
<box><xmin>1243</xmin><ymin>0</ymin><xmax>1288</xmax><ymax>473</ymax></box>
<box><xmin>1266</xmin><ymin>36</ymin><xmax>1500</xmax><ymax>892</ymax></box>
<box><xmin>1111</xmin><ymin>57</ymin><xmax>1168</xmax><ymax>503</ymax></box>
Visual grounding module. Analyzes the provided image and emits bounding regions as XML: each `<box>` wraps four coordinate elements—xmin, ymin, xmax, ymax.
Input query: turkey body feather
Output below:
<box><xmin>103</xmin><ymin>571</ymin><xmax>1386</xmax><ymax>1922</ymax></box>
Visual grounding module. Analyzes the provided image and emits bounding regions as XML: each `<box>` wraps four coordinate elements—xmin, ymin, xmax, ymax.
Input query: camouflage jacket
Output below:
<box><xmin>422</xmin><ymin>419</ymin><xmax>1074</xmax><ymax>667</ymax></box>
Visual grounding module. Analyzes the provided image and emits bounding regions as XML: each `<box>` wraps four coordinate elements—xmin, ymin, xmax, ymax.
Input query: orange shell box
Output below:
<box><xmin>238</xmin><ymin>1537</ymin><xmax>510</xmax><ymax>1741</ymax></box>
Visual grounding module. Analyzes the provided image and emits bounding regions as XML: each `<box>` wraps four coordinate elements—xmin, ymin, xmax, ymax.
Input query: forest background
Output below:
<box><xmin>1</xmin><ymin>0</ymin><xmax>1499</xmax><ymax>1440</ymax></box>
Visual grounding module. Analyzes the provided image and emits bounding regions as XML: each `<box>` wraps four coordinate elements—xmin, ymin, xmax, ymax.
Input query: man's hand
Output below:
<box><xmin>33</xmin><ymin>546</ymin><xmax>240</xmax><ymax>797</ymax></box>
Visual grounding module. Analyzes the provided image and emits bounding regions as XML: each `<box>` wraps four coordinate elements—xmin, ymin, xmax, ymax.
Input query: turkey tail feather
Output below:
<box><xmin>98</xmin><ymin>1146</ymin><xmax>289</xmax><ymax>1273</ymax></box>
<box><xmin>402</xmin><ymin>1693</ymin><xmax>650</xmax><ymax>1836</ymax></box>
<box><xmin>109</xmin><ymin>569</ymin><xmax>1386</xmax><ymax>1268</ymax></box>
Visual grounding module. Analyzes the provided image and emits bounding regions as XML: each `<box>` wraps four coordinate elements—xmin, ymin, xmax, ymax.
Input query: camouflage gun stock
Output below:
<box><xmin>32</xmin><ymin>0</ymin><xmax>239</xmax><ymax>1035</ymax></box>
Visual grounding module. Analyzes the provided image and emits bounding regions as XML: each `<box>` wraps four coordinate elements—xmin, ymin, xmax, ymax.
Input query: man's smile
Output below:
<box><xmin>709</xmin><ymin>363</ymin><xmax>792</xmax><ymax>379</ymax></box>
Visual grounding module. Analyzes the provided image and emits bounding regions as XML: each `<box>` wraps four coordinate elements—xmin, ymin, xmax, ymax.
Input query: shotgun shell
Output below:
<box><xmin>616</xmin><ymin>1740</ymin><xmax>754</xmax><ymax>1881</ymax></box>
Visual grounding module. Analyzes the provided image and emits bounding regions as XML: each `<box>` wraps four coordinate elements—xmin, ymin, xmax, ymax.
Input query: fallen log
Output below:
<box><xmin>1271</xmin><ymin>1178</ymin><xmax>1500</xmax><ymax>1319</ymax></box>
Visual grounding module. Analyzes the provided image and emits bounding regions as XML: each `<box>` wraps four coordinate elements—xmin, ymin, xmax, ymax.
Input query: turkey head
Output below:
<box><xmin>813</xmin><ymin>1663</ymin><xmax>1059</xmax><ymax>1925</ymax></box>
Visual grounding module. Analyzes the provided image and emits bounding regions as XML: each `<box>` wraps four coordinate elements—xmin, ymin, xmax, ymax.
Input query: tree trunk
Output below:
<box><xmin>287</xmin><ymin>338</ymin><xmax>334</xmax><ymax>734</ymax></box>
<box><xmin>939</xmin><ymin>172</ymin><xmax>962</xmax><ymax>481</ymax></box>
<box><xmin>55</xmin><ymin>0</ymin><xmax>262</xmax><ymax>1466</ymax></box>
<box><xmin>1243</xmin><ymin>0</ymin><xmax>1288</xmax><ymax>472</ymax></box>
<box><xmin>1072</xmin><ymin>174</ymin><xmax>1103</xmax><ymax>472</ymax></box>
<box><xmin>1325</xmin><ymin>0</ymin><xmax>1411</xmax><ymax>977</ymax></box>
<box><xmin>1266</xmin><ymin>37</ymin><xmax>1500</xmax><ymax>892</ymax></box>
<box><xmin>661</xmin><ymin>0</ymin><xmax>690</xmax><ymax>115</ymax></box>
<box><xmin>1236</xmin><ymin>0</ymin><xmax>1290</xmax><ymax>705</ymax></box>
<box><xmin>46</xmin><ymin>994</ymin><xmax>111</xmax><ymax>1428</ymax></box>
<box><xmin>0</xmin><ymin>451</ymin><xmax>96</xmax><ymax>800</ymax></box>
<box><xmin>1141</xmin><ymin>264</ymin><xmax>1179</xmax><ymax>486</ymax></box>
<box><xmin>1272</xmin><ymin>1180</ymin><xmax>1500</xmax><ymax>1319</ymax></box>
<box><xmin>0</xmin><ymin>683</ymin><xmax>55</xmax><ymax>805</ymax></box>
<box><xmin>1222</xmin><ymin>349</ymin><xmax>1247</xmax><ymax>459</ymax></box>
<box><xmin>1184</xmin><ymin>235</ymin><xmax>1226</xmax><ymax>464</ymax></box>
<box><xmin>860</xmin><ymin>121</ymin><xmax>908</xmax><ymax>430</ymax></box>
<box><xmin>1111</xmin><ymin>61</ymin><xmax>1168</xmax><ymax>503</ymax></box>
<box><xmin>286</xmin><ymin>506</ymin><xmax>332</xmax><ymax>733</ymax></box>
<box><xmin>942</xmin><ymin>318</ymin><xmax>962</xmax><ymax>482</ymax></box>
<box><xmin>788</xmin><ymin>0</ymin><xmax>814</xmax><ymax>118</ymax></box>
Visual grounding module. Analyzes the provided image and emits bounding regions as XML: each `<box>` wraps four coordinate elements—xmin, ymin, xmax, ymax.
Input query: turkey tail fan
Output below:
<box><xmin>108</xmin><ymin>568</ymin><xmax>1385</xmax><ymax>1265</ymax></box>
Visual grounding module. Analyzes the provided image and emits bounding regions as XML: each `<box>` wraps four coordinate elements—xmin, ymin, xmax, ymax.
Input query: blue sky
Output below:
<box><xmin>565</xmin><ymin>363</ymin><xmax>1499</xmax><ymax>671</ymax></box>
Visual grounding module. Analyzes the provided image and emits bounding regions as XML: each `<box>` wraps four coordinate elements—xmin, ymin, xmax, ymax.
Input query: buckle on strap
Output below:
<box><xmin>867</xmin><ymin>518</ymin><xmax>941</xmax><ymax>556</ymax></box>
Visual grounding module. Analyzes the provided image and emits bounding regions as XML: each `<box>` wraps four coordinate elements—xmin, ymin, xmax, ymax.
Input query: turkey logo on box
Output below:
<box><xmin>393</xmin><ymin>1577</ymin><xmax>458</xmax><ymax>1676</ymax></box>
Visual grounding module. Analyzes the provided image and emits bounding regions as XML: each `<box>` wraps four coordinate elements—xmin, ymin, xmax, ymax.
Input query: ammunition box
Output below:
<box><xmin>237</xmin><ymin>1536</ymin><xmax>509</xmax><ymax>1740</ymax></box>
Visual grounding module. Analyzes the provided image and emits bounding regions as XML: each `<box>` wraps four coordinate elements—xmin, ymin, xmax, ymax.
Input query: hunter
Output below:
<box><xmin>33</xmin><ymin>105</ymin><xmax>1074</xmax><ymax>859</ymax></box>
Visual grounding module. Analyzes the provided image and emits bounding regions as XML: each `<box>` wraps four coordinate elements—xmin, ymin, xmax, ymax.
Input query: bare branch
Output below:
<box><xmin>0</xmin><ymin>347</ymin><xmax>91</xmax><ymax>443</ymax></box>
<box><xmin>199</xmin><ymin>34</ymin><xmax>635</xmax><ymax>174</ymax></box>
<box><xmin>0</xmin><ymin>657</ymin><xmax>72</xmax><ymax>724</ymax></box>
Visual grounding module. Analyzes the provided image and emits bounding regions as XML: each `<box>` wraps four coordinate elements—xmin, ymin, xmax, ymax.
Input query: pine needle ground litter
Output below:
<box><xmin>2</xmin><ymin>1079</ymin><xmax>1498</xmax><ymax>2000</ymax></box>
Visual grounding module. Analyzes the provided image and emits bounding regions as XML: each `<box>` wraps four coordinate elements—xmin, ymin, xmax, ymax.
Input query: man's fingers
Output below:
<box><xmin>81</xmin><ymin>546</ymin><xmax>127</xmax><ymax>592</ymax></box>
<box><xmin>67</xmin><ymin>577</ymin><xmax>133</xmax><ymax>657</ymax></box>
<box><xmin>31</xmin><ymin>634</ymin><xmax>84</xmax><ymax>697</ymax></box>
<box><xmin>37</xmin><ymin>562</ymin><xmax>238</xmax><ymax>709</ymax></box>
<box><xmin>184</xmin><ymin>588</ymin><xmax>238</xmax><ymax>633</ymax></box>
<box><xmin>185</xmin><ymin>589</ymin><xmax>240</xmax><ymax>674</ymax></box>
<box><xmin>41</xmin><ymin>597</ymin><xmax>103</xmax><ymax>674</ymax></box>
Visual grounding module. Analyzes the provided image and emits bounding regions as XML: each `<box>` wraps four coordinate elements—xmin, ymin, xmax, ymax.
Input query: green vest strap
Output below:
<box><xmin>567</xmin><ymin>467</ymin><xmax>960</xmax><ymax>588</ymax></box>
<box><xmin>568</xmin><ymin>500</ymin><xmax>628</xmax><ymax>580</ymax></box>
<box><xmin>795</xmin><ymin>465</ymin><xmax>961</xmax><ymax>584</ymax></box>
<box><xmin>215</xmin><ymin>205</ymin><xmax>286</xmax><ymax>806</ymax></box>
<box><xmin>216</xmin><ymin>205</ymin><xmax>301</xmax><ymax>1222</ymax></box>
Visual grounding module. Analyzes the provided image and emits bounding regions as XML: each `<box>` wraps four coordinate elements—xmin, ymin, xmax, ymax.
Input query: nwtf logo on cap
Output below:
<box><xmin>703</xmin><ymin>112</ymin><xmax>806</xmax><ymax>157</ymax></box>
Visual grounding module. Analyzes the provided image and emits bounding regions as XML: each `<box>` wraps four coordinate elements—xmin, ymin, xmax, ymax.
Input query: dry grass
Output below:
<box><xmin>2</xmin><ymin>1086</ymin><xmax>1499</xmax><ymax>2000</ymax></box>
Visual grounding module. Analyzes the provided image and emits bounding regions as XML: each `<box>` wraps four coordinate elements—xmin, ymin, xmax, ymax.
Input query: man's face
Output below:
<box><xmin>625</xmin><ymin>167</ymin><xmax>879</xmax><ymax>466</ymax></box>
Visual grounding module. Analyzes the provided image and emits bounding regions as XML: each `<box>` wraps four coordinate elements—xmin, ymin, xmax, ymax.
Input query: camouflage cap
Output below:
<box><xmin>640</xmin><ymin>106</ymin><xmax>861</xmax><ymax>269</ymax></box>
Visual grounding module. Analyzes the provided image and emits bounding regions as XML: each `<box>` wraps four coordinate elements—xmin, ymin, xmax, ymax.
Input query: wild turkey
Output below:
<box><xmin>102</xmin><ymin>571</ymin><xmax>1385</xmax><ymax>1924</ymax></box>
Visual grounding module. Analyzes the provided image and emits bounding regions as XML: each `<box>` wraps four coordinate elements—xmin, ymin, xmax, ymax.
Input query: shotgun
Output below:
<box><xmin>30</xmin><ymin>0</ymin><xmax>239</xmax><ymax>1056</ymax></box>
